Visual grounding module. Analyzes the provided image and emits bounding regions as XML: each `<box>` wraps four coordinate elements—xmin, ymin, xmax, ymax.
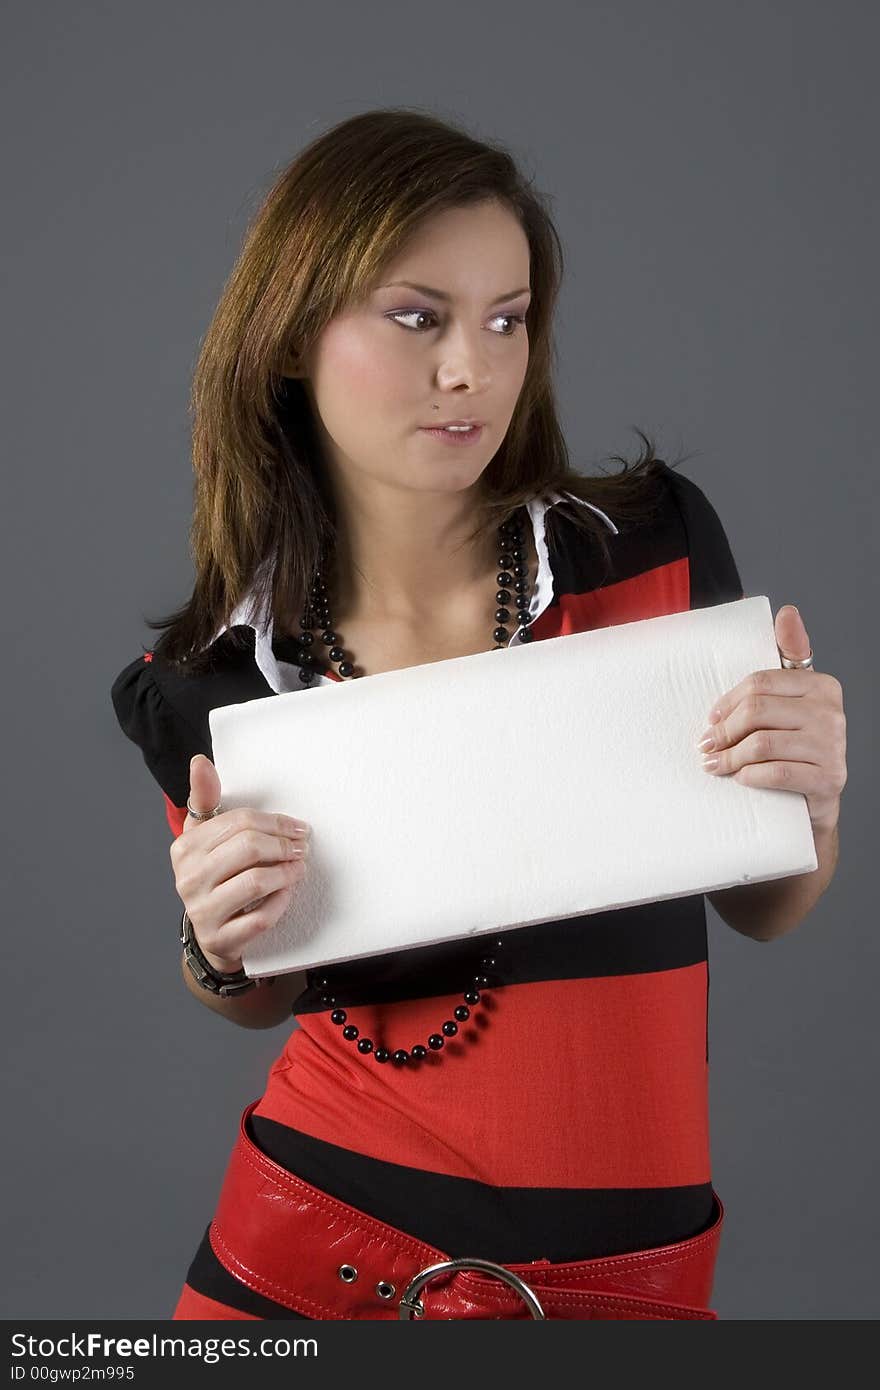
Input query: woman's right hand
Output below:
<box><xmin>170</xmin><ymin>754</ymin><xmax>311</xmax><ymax>974</ymax></box>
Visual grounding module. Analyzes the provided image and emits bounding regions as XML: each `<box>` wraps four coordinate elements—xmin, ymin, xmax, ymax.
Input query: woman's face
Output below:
<box><xmin>284</xmin><ymin>198</ymin><xmax>532</xmax><ymax>503</ymax></box>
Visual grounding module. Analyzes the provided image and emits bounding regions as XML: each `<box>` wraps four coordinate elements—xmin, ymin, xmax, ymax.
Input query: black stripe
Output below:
<box><xmin>296</xmin><ymin>895</ymin><xmax>707</xmax><ymax>1013</ymax></box>
<box><xmin>658</xmin><ymin>463</ymin><xmax>745</xmax><ymax>609</ymax></box>
<box><xmin>247</xmin><ymin>1114</ymin><xmax>716</xmax><ymax>1265</ymax></box>
<box><xmin>544</xmin><ymin>478</ymin><xmax>682</xmax><ymax>600</ymax></box>
<box><xmin>184</xmin><ymin>1222</ymin><xmax>313</xmax><ymax>1320</ymax></box>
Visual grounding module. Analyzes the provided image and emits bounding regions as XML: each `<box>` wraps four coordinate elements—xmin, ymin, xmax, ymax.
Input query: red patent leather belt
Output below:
<box><xmin>207</xmin><ymin>1099</ymin><xmax>725</xmax><ymax>1320</ymax></box>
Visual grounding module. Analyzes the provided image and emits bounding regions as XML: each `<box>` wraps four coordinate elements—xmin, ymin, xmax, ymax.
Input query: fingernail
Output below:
<box><xmin>697</xmin><ymin>733</ymin><xmax>716</xmax><ymax>752</ymax></box>
<box><xmin>284</xmin><ymin>816</ymin><xmax>310</xmax><ymax>833</ymax></box>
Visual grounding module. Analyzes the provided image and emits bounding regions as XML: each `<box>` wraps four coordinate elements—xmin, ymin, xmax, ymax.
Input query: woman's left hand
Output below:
<box><xmin>697</xmin><ymin>604</ymin><xmax>847</xmax><ymax>836</ymax></box>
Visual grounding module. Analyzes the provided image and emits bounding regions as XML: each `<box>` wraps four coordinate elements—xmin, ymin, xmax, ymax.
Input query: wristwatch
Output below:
<box><xmin>179</xmin><ymin>908</ymin><xmax>258</xmax><ymax>997</ymax></box>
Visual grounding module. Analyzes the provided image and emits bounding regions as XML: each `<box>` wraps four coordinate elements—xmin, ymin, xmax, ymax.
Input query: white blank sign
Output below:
<box><xmin>207</xmin><ymin>596</ymin><xmax>818</xmax><ymax>978</ymax></box>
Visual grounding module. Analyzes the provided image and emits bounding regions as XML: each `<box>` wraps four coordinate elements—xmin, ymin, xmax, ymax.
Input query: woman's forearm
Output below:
<box><xmin>180</xmin><ymin>952</ymin><xmax>306</xmax><ymax>1029</ymax></box>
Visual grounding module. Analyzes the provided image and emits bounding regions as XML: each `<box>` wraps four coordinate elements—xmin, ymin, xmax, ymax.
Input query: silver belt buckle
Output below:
<box><xmin>398</xmin><ymin>1256</ymin><xmax>546</xmax><ymax>1320</ymax></box>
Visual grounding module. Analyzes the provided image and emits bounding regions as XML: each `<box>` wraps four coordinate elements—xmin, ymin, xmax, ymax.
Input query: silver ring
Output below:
<box><xmin>780</xmin><ymin>648</ymin><xmax>814</xmax><ymax>670</ymax></box>
<box><xmin>398</xmin><ymin>1257</ymin><xmax>546</xmax><ymax>1320</ymax></box>
<box><xmin>186</xmin><ymin>796</ymin><xmax>222</xmax><ymax>821</ymax></box>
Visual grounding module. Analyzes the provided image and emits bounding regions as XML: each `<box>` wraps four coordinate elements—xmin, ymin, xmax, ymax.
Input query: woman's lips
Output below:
<box><xmin>418</xmin><ymin>425</ymin><xmax>485</xmax><ymax>446</ymax></box>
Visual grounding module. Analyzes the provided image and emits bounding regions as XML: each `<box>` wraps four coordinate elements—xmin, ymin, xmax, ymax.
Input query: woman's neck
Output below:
<box><xmin>331</xmin><ymin>492</ymin><xmax>500</xmax><ymax>626</ymax></box>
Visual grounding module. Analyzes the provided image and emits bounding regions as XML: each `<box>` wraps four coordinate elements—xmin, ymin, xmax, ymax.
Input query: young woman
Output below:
<box><xmin>111</xmin><ymin>108</ymin><xmax>757</xmax><ymax>1320</ymax></box>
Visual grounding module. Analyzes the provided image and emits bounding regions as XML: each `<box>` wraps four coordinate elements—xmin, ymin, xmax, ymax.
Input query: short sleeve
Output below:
<box><xmin>657</xmin><ymin>462</ymin><xmax>746</xmax><ymax>609</ymax></box>
<box><xmin>110</xmin><ymin>653</ymin><xmax>211</xmax><ymax>838</ymax></box>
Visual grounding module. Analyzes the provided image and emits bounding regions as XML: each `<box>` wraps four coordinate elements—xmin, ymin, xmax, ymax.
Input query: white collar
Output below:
<box><xmin>207</xmin><ymin>491</ymin><xmax>618</xmax><ymax>694</ymax></box>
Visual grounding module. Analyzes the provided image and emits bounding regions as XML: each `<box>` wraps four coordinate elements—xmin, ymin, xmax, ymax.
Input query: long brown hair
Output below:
<box><xmin>144</xmin><ymin>106</ymin><xmax>674</xmax><ymax>675</ymax></box>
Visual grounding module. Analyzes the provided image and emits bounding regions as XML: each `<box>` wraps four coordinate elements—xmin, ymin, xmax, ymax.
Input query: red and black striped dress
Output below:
<box><xmin>110</xmin><ymin>461</ymin><xmax>744</xmax><ymax>1320</ymax></box>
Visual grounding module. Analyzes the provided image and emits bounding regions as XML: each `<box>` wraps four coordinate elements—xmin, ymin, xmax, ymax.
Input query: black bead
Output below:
<box><xmin>496</xmin><ymin>571</ymin><xmax>513</xmax><ymax>587</ymax></box>
<box><xmin>298</xmin><ymin>631</ymin><xmax>314</xmax><ymax>648</ymax></box>
<box><xmin>427</xmin><ymin>1034</ymin><xmax>444</xmax><ymax>1050</ymax></box>
<box><xmin>498</xmin><ymin>552</ymin><xmax>514</xmax><ymax>568</ymax></box>
<box><xmin>410</xmin><ymin>1045</ymin><xmax>427</xmax><ymax>1060</ymax></box>
<box><xmin>342</xmin><ymin>1024</ymin><xmax>359</xmax><ymax>1041</ymax></box>
<box><xmin>473</xmin><ymin>975</ymin><xmax>489</xmax><ymax>989</ymax></box>
<box><xmin>454</xmin><ymin>1005</ymin><xmax>470</xmax><ymax>1022</ymax></box>
<box><xmin>314</xmin><ymin>977</ymin><xmax>329</xmax><ymax>990</ymax></box>
<box><xmin>357</xmin><ymin>1037</ymin><xmax>373</xmax><ymax>1053</ymax></box>
<box><xmin>464</xmin><ymin>990</ymin><xmax>480</xmax><ymax>1005</ymax></box>
<box><xmin>338</xmin><ymin>660</ymin><xmax>354</xmax><ymax>678</ymax></box>
<box><xmin>493</xmin><ymin>626</ymin><xmax>509</xmax><ymax>644</ymax></box>
<box><xmin>495</xmin><ymin>608</ymin><xmax>510</xmax><ymax>623</ymax></box>
<box><xmin>374</xmin><ymin>1047</ymin><xmax>390</xmax><ymax>1063</ymax></box>
<box><xmin>328</xmin><ymin>646</ymin><xmax>345</xmax><ymax>663</ymax></box>
<box><xmin>441</xmin><ymin>1020</ymin><xmax>458</xmax><ymax>1037</ymax></box>
<box><xmin>328</xmin><ymin>1005</ymin><xmax>344</xmax><ymax>1020</ymax></box>
<box><xmin>519</xmin><ymin>627</ymin><xmax>534</xmax><ymax>642</ymax></box>
<box><xmin>515</xmin><ymin>593</ymin><xmax>530</xmax><ymax>609</ymax></box>
<box><xmin>298</xmin><ymin>668</ymin><xmax>315</xmax><ymax>684</ymax></box>
<box><xmin>496</xmin><ymin>589</ymin><xmax>511</xmax><ymax>604</ymax></box>
<box><xmin>479</xmin><ymin>957</ymin><xmax>496</xmax><ymax>971</ymax></box>
<box><xmin>392</xmin><ymin>1049</ymin><xmax>410</xmax><ymax>1065</ymax></box>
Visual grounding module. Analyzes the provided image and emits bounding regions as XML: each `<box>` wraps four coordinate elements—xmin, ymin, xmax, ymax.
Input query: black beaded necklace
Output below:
<box><xmin>292</xmin><ymin>507</ymin><xmax>535</xmax><ymax>1067</ymax></box>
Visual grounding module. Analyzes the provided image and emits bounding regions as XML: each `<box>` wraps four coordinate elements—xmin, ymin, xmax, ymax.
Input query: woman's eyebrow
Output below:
<box><xmin>376</xmin><ymin>281</ymin><xmax>531</xmax><ymax>305</ymax></box>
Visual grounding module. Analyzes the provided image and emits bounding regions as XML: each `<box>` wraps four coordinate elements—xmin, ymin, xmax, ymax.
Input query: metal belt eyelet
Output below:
<box><xmin>398</xmin><ymin>1257</ymin><xmax>546</xmax><ymax>1320</ymax></box>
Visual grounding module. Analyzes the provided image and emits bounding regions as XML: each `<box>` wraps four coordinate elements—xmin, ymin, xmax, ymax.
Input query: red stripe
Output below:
<box><xmin>253</xmin><ymin>965</ymin><xmax>710</xmax><ymax>1188</ymax></box>
<box><xmin>533</xmin><ymin>558</ymin><xmax>690</xmax><ymax>640</ymax></box>
<box><xmin>165</xmin><ymin>794</ymin><xmax>187</xmax><ymax>839</ymax></box>
<box><xmin>172</xmin><ymin>1281</ymin><xmax>260</xmax><ymax>1320</ymax></box>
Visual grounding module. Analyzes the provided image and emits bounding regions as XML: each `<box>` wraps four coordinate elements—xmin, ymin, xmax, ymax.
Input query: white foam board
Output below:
<box><xmin>206</xmin><ymin>596</ymin><xmax>818</xmax><ymax>977</ymax></box>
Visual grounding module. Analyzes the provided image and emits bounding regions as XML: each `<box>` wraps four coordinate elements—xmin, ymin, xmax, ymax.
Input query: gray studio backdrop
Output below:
<box><xmin>2</xmin><ymin>1</ymin><xmax>876</xmax><ymax>1320</ymax></box>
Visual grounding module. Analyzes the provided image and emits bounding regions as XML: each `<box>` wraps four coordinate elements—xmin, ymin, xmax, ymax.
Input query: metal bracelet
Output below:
<box><xmin>179</xmin><ymin>909</ymin><xmax>257</xmax><ymax>997</ymax></box>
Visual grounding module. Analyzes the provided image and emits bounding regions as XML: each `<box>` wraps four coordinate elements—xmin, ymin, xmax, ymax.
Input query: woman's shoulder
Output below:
<box><xmin>653</xmin><ymin>460</ymin><xmax>746</xmax><ymax>607</ymax></box>
<box><xmin>544</xmin><ymin>460</ymin><xmax>744</xmax><ymax>609</ymax></box>
<box><xmin>109</xmin><ymin>629</ymin><xmax>271</xmax><ymax>811</ymax></box>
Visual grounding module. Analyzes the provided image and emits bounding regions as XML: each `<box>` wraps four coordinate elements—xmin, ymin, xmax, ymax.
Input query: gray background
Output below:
<box><xmin>2</xmin><ymin>0</ymin><xmax>876</xmax><ymax>1320</ymax></box>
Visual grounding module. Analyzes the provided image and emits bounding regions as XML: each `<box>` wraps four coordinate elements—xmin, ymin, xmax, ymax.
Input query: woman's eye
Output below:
<box><xmin>387</xmin><ymin>309</ymin><xmax>526</xmax><ymax>336</ymax></box>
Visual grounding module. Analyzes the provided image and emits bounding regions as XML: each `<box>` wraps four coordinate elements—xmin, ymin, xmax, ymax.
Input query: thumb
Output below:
<box><xmin>774</xmin><ymin>603</ymin><xmax>812</xmax><ymax>665</ymax></box>
<box><xmin>182</xmin><ymin>753</ymin><xmax>221</xmax><ymax>834</ymax></box>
